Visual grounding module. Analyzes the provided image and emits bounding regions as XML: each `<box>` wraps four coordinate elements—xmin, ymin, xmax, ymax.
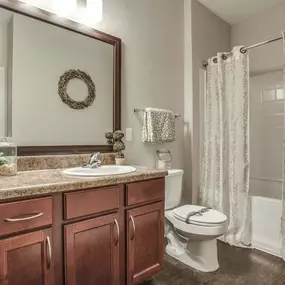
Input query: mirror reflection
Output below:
<box><xmin>0</xmin><ymin>8</ymin><xmax>114</xmax><ymax>146</ymax></box>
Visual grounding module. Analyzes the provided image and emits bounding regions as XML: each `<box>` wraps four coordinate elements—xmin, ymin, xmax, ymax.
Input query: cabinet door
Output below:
<box><xmin>127</xmin><ymin>202</ymin><xmax>164</xmax><ymax>285</ymax></box>
<box><xmin>0</xmin><ymin>229</ymin><xmax>54</xmax><ymax>285</ymax></box>
<box><xmin>64</xmin><ymin>213</ymin><xmax>120</xmax><ymax>285</ymax></box>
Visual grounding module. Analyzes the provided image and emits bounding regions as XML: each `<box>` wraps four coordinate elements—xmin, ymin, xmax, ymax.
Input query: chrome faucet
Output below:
<box><xmin>83</xmin><ymin>152</ymin><xmax>102</xmax><ymax>168</ymax></box>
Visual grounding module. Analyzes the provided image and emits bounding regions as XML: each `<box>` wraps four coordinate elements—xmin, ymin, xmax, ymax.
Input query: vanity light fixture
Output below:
<box><xmin>76</xmin><ymin>0</ymin><xmax>103</xmax><ymax>26</ymax></box>
<box><xmin>18</xmin><ymin>0</ymin><xmax>77</xmax><ymax>17</ymax></box>
<box><xmin>52</xmin><ymin>0</ymin><xmax>77</xmax><ymax>17</ymax></box>
<box><xmin>87</xmin><ymin>0</ymin><xmax>103</xmax><ymax>23</ymax></box>
<box><xmin>18</xmin><ymin>0</ymin><xmax>102</xmax><ymax>26</ymax></box>
<box><xmin>52</xmin><ymin>0</ymin><xmax>103</xmax><ymax>26</ymax></box>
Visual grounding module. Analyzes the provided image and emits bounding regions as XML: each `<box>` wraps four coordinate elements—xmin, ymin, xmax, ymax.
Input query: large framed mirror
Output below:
<box><xmin>0</xmin><ymin>0</ymin><xmax>121</xmax><ymax>155</ymax></box>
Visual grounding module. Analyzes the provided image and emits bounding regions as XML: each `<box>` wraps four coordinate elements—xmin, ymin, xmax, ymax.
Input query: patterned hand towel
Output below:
<box><xmin>142</xmin><ymin>108</ymin><xmax>176</xmax><ymax>144</ymax></box>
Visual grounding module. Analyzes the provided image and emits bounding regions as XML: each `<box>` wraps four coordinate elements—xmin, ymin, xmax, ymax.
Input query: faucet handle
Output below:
<box><xmin>82</xmin><ymin>152</ymin><xmax>101</xmax><ymax>168</ymax></box>
<box><xmin>89</xmin><ymin>152</ymin><xmax>102</xmax><ymax>169</ymax></box>
<box><xmin>89</xmin><ymin>152</ymin><xmax>100</xmax><ymax>164</ymax></box>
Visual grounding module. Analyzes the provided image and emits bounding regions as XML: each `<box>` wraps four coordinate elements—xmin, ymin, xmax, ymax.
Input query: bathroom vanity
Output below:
<box><xmin>0</xmin><ymin>167</ymin><xmax>166</xmax><ymax>285</ymax></box>
<box><xmin>0</xmin><ymin>1</ymin><xmax>165</xmax><ymax>283</ymax></box>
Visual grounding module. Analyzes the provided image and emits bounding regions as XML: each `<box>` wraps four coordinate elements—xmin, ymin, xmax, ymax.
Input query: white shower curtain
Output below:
<box><xmin>200</xmin><ymin>46</ymin><xmax>251</xmax><ymax>247</ymax></box>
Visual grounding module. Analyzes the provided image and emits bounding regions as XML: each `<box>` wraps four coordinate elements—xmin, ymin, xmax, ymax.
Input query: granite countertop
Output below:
<box><xmin>0</xmin><ymin>167</ymin><xmax>168</xmax><ymax>200</ymax></box>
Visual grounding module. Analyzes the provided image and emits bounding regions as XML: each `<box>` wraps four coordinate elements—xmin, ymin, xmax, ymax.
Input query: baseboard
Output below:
<box><xmin>252</xmin><ymin>237</ymin><xmax>281</xmax><ymax>257</ymax></box>
<box><xmin>218</xmin><ymin>236</ymin><xmax>281</xmax><ymax>258</ymax></box>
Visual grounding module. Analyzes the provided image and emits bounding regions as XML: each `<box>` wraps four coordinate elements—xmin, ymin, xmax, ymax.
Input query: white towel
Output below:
<box><xmin>142</xmin><ymin>108</ymin><xmax>176</xmax><ymax>144</ymax></box>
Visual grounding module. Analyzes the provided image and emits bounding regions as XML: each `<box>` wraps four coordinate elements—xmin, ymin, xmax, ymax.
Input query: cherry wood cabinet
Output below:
<box><xmin>64</xmin><ymin>213</ymin><xmax>120</xmax><ymax>285</ymax></box>
<box><xmin>0</xmin><ymin>178</ymin><xmax>165</xmax><ymax>285</ymax></box>
<box><xmin>64</xmin><ymin>186</ymin><xmax>119</xmax><ymax>220</ymax></box>
<box><xmin>127</xmin><ymin>202</ymin><xmax>164</xmax><ymax>285</ymax></box>
<box><xmin>0</xmin><ymin>228</ymin><xmax>53</xmax><ymax>285</ymax></box>
<box><xmin>126</xmin><ymin>179</ymin><xmax>164</xmax><ymax>206</ymax></box>
<box><xmin>0</xmin><ymin>197</ymin><xmax>52</xmax><ymax>236</ymax></box>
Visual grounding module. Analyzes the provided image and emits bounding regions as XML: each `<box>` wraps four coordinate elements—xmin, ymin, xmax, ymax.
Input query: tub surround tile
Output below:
<box><xmin>0</xmin><ymin>167</ymin><xmax>167</xmax><ymax>200</ymax></box>
<box><xmin>17</xmin><ymin>153</ymin><xmax>116</xmax><ymax>171</ymax></box>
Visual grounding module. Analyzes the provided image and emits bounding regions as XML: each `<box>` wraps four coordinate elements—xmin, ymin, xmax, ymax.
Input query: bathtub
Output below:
<box><xmin>251</xmin><ymin>196</ymin><xmax>282</xmax><ymax>257</ymax></box>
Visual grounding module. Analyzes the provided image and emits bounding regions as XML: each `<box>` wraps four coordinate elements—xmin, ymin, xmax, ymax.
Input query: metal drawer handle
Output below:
<box><xmin>4</xmin><ymin>212</ymin><xmax>44</xmax><ymax>222</ymax></box>
<box><xmin>129</xmin><ymin>215</ymin><xmax>136</xmax><ymax>240</ymax></box>
<box><xmin>114</xmin><ymin>219</ymin><xmax>120</xmax><ymax>246</ymax></box>
<box><xmin>46</xmin><ymin>236</ymin><xmax>52</xmax><ymax>269</ymax></box>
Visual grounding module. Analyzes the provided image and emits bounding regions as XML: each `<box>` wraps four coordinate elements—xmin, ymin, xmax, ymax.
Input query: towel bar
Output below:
<box><xmin>134</xmin><ymin>108</ymin><xmax>181</xmax><ymax>118</ymax></box>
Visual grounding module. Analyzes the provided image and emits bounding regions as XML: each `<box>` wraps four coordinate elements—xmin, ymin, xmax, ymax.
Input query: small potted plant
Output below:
<box><xmin>113</xmin><ymin>130</ymin><xmax>126</xmax><ymax>165</ymax></box>
<box><xmin>115</xmin><ymin>151</ymin><xmax>125</xmax><ymax>165</ymax></box>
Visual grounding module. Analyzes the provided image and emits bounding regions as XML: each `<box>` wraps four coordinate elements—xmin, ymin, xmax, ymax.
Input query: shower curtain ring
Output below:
<box><xmin>222</xmin><ymin>54</ymin><xmax>227</xmax><ymax>60</ymax></box>
<box><xmin>240</xmin><ymin>47</ymin><xmax>247</xmax><ymax>54</ymax></box>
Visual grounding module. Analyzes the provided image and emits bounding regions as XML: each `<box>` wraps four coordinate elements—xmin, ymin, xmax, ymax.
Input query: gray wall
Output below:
<box><xmin>95</xmin><ymin>0</ymin><xmax>231</xmax><ymax>204</ymax></box>
<box><xmin>231</xmin><ymin>1</ymin><xmax>285</xmax><ymax>75</ymax></box>
<box><xmin>190</xmin><ymin>0</ymin><xmax>231</xmax><ymax>204</ymax></box>
<box><xmin>95</xmin><ymin>0</ymin><xmax>185</xmax><ymax>170</ymax></box>
<box><xmin>183</xmin><ymin>0</ymin><xmax>194</xmax><ymax>204</ymax></box>
<box><xmin>1</xmin><ymin>0</ymin><xmax>232</xmax><ymax>205</ymax></box>
<box><xmin>0</xmin><ymin>22</ymin><xmax>7</xmax><ymax>137</ymax></box>
<box><xmin>3</xmin><ymin>0</ymin><xmax>185</xmax><ymax>170</ymax></box>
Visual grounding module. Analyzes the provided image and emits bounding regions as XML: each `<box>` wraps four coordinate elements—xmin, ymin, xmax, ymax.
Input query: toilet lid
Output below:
<box><xmin>173</xmin><ymin>205</ymin><xmax>227</xmax><ymax>226</ymax></box>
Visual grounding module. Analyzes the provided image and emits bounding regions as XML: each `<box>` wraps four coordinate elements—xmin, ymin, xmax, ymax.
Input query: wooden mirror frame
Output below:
<box><xmin>0</xmin><ymin>0</ymin><xmax>121</xmax><ymax>155</ymax></box>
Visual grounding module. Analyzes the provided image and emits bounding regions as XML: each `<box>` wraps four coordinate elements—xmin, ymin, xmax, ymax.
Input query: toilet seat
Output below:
<box><xmin>165</xmin><ymin>209</ymin><xmax>228</xmax><ymax>237</ymax></box>
<box><xmin>173</xmin><ymin>205</ymin><xmax>227</xmax><ymax>227</ymax></box>
<box><xmin>173</xmin><ymin>205</ymin><xmax>227</xmax><ymax>226</ymax></box>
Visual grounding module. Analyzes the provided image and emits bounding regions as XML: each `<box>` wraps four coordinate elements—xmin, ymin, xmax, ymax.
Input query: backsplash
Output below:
<box><xmin>17</xmin><ymin>153</ymin><xmax>116</xmax><ymax>171</ymax></box>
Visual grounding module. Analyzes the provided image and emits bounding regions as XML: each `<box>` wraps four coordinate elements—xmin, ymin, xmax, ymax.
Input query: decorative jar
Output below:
<box><xmin>156</xmin><ymin>149</ymin><xmax>172</xmax><ymax>169</ymax></box>
<box><xmin>0</xmin><ymin>137</ymin><xmax>17</xmax><ymax>176</ymax></box>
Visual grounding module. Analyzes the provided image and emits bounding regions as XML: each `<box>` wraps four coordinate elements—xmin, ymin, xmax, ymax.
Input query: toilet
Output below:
<box><xmin>165</xmin><ymin>169</ymin><xmax>228</xmax><ymax>272</ymax></box>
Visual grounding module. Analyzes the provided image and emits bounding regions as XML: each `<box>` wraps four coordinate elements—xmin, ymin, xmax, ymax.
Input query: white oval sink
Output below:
<box><xmin>63</xmin><ymin>165</ymin><xmax>137</xmax><ymax>177</ymax></box>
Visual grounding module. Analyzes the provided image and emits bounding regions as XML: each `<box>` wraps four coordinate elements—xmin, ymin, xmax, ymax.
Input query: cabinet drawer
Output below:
<box><xmin>126</xmin><ymin>178</ymin><xmax>165</xmax><ymax>206</ymax></box>
<box><xmin>64</xmin><ymin>186</ymin><xmax>119</xmax><ymax>220</ymax></box>
<box><xmin>0</xmin><ymin>197</ymin><xmax>52</xmax><ymax>236</ymax></box>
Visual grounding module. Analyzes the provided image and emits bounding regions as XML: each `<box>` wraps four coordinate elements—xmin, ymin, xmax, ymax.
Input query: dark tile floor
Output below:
<box><xmin>145</xmin><ymin>242</ymin><xmax>285</xmax><ymax>285</ymax></box>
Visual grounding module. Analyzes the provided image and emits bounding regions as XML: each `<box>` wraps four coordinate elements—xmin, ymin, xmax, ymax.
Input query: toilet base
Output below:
<box><xmin>166</xmin><ymin>231</ymin><xmax>219</xmax><ymax>272</ymax></box>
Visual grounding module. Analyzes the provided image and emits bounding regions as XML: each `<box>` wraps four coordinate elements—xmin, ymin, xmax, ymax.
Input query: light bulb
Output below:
<box><xmin>20</xmin><ymin>0</ymin><xmax>103</xmax><ymax>26</ymax></box>
<box><xmin>52</xmin><ymin>0</ymin><xmax>77</xmax><ymax>17</ymax></box>
<box><xmin>78</xmin><ymin>0</ymin><xmax>102</xmax><ymax>25</ymax></box>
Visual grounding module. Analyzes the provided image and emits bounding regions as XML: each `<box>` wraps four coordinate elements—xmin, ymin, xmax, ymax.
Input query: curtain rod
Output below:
<box><xmin>202</xmin><ymin>35</ymin><xmax>283</xmax><ymax>68</ymax></box>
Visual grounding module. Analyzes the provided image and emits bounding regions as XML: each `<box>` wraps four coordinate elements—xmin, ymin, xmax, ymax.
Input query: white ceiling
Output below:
<box><xmin>197</xmin><ymin>0</ymin><xmax>285</xmax><ymax>25</ymax></box>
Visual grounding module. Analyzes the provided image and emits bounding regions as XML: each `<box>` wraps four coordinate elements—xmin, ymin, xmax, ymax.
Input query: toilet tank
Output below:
<box><xmin>165</xmin><ymin>169</ymin><xmax>184</xmax><ymax>210</ymax></box>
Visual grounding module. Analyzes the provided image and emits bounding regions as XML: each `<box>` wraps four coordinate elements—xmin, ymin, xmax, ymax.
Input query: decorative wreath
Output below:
<box><xmin>58</xmin><ymin>69</ymin><xmax>96</xmax><ymax>110</ymax></box>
